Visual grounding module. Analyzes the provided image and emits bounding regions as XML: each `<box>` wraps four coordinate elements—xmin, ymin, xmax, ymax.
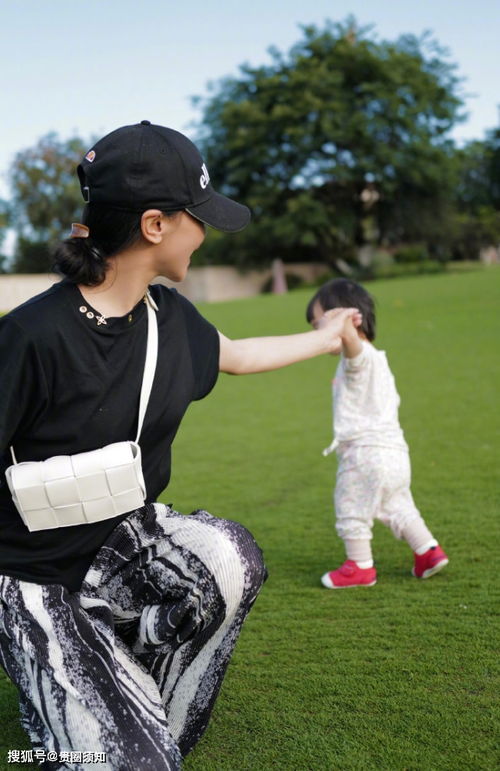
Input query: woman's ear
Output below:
<box><xmin>141</xmin><ymin>210</ymin><xmax>181</xmax><ymax>244</ymax></box>
<box><xmin>140</xmin><ymin>210</ymin><xmax>164</xmax><ymax>244</ymax></box>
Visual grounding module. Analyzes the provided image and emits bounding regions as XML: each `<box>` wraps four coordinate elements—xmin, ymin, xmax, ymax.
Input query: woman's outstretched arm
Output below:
<box><xmin>219</xmin><ymin>308</ymin><xmax>360</xmax><ymax>375</ymax></box>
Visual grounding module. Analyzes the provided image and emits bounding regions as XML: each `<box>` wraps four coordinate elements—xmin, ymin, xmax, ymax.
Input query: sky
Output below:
<box><xmin>0</xmin><ymin>0</ymin><xmax>499</xmax><ymax>203</ymax></box>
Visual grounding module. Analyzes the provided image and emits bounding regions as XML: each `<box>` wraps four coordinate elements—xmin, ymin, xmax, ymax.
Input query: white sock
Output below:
<box><xmin>401</xmin><ymin>519</ymin><xmax>436</xmax><ymax>553</ymax></box>
<box><xmin>344</xmin><ymin>538</ymin><xmax>373</xmax><ymax>567</ymax></box>
<box><xmin>415</xmin><ymin>538</ymin><xmax>438</xmax><ymax>555</ymax></box>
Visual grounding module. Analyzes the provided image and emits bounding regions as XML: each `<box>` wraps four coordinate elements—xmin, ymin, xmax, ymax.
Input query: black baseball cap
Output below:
<box><xmin>77</xmin><ymin>120</ymin><xmax>250</xmax><ymax>233</ymax></box>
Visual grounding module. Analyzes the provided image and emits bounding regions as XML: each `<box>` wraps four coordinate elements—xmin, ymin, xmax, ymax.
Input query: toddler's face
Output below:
<box><xmin>309</xmin><ymin>300</ymin><xmax>328</xmax><ymax>330</ymax></box>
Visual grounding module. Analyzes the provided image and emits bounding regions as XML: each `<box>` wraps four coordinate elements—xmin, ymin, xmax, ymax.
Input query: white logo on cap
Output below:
<box><xmin>200</xmin><ymin>163</ymin><xmax>210</xmax><ymax>189</ymax></box>
<box><xmin>85</xmin><ymin>150</ymin><xmax>96</xmax><ymax>163</ymax></box>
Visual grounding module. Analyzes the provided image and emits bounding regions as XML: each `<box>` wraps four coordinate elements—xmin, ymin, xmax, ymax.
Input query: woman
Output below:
<box><xmin>0</xmin><ymin>121</ymin><xmax>358</xmax><ymax>770</ymax></box>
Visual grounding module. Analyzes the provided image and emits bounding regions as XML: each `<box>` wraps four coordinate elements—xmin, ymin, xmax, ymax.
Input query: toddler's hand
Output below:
<box><xmin>317</xmin><ymin>308</ymin><xmax>362</xmax><ymax>354</ymax></box>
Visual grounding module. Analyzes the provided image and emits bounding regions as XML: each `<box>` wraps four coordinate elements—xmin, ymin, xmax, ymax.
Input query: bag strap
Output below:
<box><xmin>9</xmin><ymin>289</ymin><xmax>159</xmax><ymax>465</ymax></box>
<box><xmin>135</xmin><ymin>290</ymin><xmax>159</xmax><ymax>442</ymax></box>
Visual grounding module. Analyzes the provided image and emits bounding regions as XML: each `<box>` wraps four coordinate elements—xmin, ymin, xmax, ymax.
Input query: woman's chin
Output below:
<box><xmin>163</xmin><ymin>265</ymin><xmax>189</xmax><ymax>283</ymax></box>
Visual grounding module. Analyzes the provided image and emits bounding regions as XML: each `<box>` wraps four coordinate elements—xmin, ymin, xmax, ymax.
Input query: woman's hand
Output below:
<box><xmin>313</xmin><ymin>308</ymin><xmax>363</xmax><ymax>355</ymax></box>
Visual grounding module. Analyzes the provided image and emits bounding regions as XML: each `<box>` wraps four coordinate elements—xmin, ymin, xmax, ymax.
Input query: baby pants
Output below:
<box><xmin>0</xmin><ymin>503</ymin><xmax>267</xmax><ymax>771</ymax></box>
<box><xmin>334</xmin><ymin>445</ymin><xmax>424</xmax><ymax>541</ymax></box>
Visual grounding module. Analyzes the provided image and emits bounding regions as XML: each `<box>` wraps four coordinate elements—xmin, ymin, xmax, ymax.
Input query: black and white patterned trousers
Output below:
<box><xmin>0</xmin><ymin>504</ymin><xmax>267</xmax><ymax>770</ymax></box>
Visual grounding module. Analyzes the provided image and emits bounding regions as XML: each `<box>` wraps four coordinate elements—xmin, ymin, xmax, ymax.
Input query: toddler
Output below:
<box><xmin>306</xmin><ymin>278</ymin><xmax>448</xmax><ymax>588</ymax></box>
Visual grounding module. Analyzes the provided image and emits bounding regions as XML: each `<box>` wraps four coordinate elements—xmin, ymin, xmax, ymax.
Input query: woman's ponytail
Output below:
<box><xmin>53</xmin><ymin>205</ymin><xmax>144</xmax><ymax>286</ymax></box>
<box><xmin>53</xmin><ymin>236</ymin><xmax>108</xmax><ymax>286</ymax></box>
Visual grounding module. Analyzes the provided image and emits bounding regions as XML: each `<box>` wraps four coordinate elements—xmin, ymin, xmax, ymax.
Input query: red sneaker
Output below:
<box><xmin>321</xmin><ymin>560</ymin><xmax>377</xmax><ymax>589</ymax></box>
<box><xmin>412</xmin><ymin>545</ymin><xmax>449</xmax><ymax>579</ymax></box>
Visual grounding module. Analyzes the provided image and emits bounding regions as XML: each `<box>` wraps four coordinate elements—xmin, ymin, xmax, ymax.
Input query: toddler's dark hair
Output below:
<box><xmin>305</xmin><ymin>278</ymin><xmax>376</xmax><ymax>341</ymax></box>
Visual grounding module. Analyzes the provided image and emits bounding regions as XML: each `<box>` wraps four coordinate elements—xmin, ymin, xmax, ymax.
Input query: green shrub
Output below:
<box><xmin>394</xmin><ymin>244</ymin><xmax>429</xmax><ymax>263</ymax></box>
<box><xmin>372</xmin><ymin>260</ymin><xmax>444</xmax><ymax>280</ymax></box>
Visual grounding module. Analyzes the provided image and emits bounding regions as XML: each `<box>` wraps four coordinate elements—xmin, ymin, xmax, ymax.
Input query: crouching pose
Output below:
<box><xmin>0</xmin><ymin>122</ymin><xmax>359</xmax><ymax>769</ymax></box>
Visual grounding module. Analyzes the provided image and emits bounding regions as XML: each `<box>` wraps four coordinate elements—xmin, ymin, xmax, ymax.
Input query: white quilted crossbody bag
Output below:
<box><xmin>5</xmin><ymin>291</ymin><xmax>159</xmax><ymax>532</ymax></box>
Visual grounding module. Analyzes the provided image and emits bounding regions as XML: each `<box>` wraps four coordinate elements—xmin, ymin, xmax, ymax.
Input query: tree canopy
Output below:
<box><xmin>449</xmin><ymin>127</ymin><xmax>500</xmax><ymax>260</ymax></box>
<box><xmin>2</xmin><ymin>19</ymin><xmax>499</xmax><ymax>274</ymax></box>
<box><xmin>0</xmin><ymin>199</ymin><xmax>10</xmax><ymax>272</ymax></box>
<box><xmin>194</xmin><ymin>19</ymin><xmax>467</xmax><ymax>266</ymax></box>
<box><xmin>9</xmin><ymin>133</ymin><xmax>88</xmax><ymax>272</ymax></box>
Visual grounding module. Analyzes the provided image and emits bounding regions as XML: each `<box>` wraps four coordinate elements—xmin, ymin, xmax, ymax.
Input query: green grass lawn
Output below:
<box><xmin>1</xmin><ymin>267</ymin><xmax>499</xmax><ymax>770</ymax></box>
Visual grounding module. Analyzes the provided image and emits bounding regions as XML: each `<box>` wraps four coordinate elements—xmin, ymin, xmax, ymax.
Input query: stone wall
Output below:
<box><xmin>0</xmin><ymin>263</ymin><xmax>328</xmax><ymax>312</ymax></box>
<box><xmin>0</xmin><ymin>274</ymin><xmax>59</xmax><ymax>313</ymax></box>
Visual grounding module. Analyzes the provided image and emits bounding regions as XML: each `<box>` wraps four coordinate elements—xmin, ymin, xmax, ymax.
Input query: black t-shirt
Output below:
<box><xmin>0</xmin><ymin>280</ymin><xmax>219</xmax><ymax>591</ymax></box>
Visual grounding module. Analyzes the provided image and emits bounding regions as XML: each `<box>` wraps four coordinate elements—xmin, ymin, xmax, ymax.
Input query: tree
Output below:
<box><xmin>448</xmin><ymin>128</ymin><xmax>500</xmax><ymax>259</ymax></box>
<box><xmin>193</xmin><ymin>19</ymin><xmax>465</xmax><ymax>267</ymax></box>
<box><xmin>455</xmin><ymin>129</ymin><xmax>500</xmax><ymax>214</ymax></box>
<box><xmin>8</xmin><ymin>133</ymin><xmax>89</xmax><ymax>272</ymax></box>
<box><xmin>489</xmin><ymin>128</ymin><xmax>500</xmax><ymax>207</ymax></box>
<box><xmin>0</xmin><ymin>199</ymin><xmax>10</xmax><ymax>272</ymax></box>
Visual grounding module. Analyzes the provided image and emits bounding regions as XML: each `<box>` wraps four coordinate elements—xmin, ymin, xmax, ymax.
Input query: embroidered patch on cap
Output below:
<box><xmin>85</xmin><ymin>150</ymin><xmax>96</xmax><ymax>163</ymax></box>
<box><xmin>200</xmin><ymin>162</ymin><xmax>210</xmax><ymax>189</ymax></box>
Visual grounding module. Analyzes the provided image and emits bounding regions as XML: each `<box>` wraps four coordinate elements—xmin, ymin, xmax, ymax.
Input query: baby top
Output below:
<box><xmin>328</xmin><ymin>340</ymin><xmax>408</xmax><ymax>452</ymax></box>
